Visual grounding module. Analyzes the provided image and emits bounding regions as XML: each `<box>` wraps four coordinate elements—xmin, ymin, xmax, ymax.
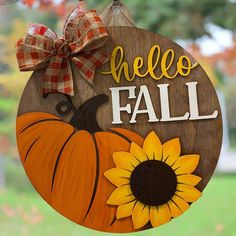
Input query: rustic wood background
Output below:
<box><xmin>18</xmin><ymin>26</ymin><xmax>223</xmax><ymax>192</ymax></box>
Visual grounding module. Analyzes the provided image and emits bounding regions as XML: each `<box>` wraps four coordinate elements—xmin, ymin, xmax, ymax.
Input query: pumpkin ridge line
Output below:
<box><xmin>51</xmin><ymin>130</ymin><xmax>76</xmax><ymax>192</ymax></box>
<box><xmin>20</xmin><ymin>118</ymin><xmax>64</xmax><ymax>134</ymax></box>
<box><xmin>109</xmin><ymin>216</ymin><xmax>116</xmax><ymax>227</ymax></box>
<box><xmin>83</xmin><ymin>134</ymin><xmax>100</xmax><ymax>222</ymax></box>
<box><xmin>107</xmin><ymin>129</ymin><xmax>132</xmax><ymax>143</ymax></box>
<box><xmin>24</xmin><ymin>137</ymin><xmax>40</xmax><ymax>162</ymax></box>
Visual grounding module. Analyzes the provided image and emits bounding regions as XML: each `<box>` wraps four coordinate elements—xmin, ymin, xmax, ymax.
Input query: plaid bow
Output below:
<box><xmin>16</xmin><ymin>8</ymin><xmax>109</xmax><ymax>96</ymax></box>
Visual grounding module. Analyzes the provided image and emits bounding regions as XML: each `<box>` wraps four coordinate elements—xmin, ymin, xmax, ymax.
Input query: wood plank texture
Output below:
<box><xmin>18</xmin><ymin>25</ymin><xmax>222</xmax><ymax>218</ymax></box>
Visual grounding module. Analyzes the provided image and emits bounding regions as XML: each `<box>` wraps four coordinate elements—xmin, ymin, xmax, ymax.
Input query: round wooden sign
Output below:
<box><xmin>16</xmin><ymin>26</ymin><xmax>222</xmax><ymax>233</ymax></box>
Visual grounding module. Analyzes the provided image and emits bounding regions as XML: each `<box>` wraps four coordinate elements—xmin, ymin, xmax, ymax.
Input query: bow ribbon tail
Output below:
<box><xmin>43</xmin><ymin>57</ymin><xmax>74</xmax><ymax>96</ymax></box>
<box><xmin>71</xmin><ymin>49</ymin><xmax>109</xmax><ymax>84</ymax></box>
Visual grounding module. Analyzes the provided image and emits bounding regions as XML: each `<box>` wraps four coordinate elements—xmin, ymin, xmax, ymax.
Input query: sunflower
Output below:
<box><xmin>104</xmin><ymin>131</ymin><xmax>202</xmax><ymax>230</ymax></box>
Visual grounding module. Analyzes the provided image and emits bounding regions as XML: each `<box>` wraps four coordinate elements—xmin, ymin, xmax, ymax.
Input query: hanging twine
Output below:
<box><xmin>99</xmin><ymin>0</ymin><xmax>136</xmax><ymax>27</ymax></box>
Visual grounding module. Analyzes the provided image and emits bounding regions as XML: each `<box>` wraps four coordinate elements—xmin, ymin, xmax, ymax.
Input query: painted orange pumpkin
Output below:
<box><xmin>16</xmin><ymin>95</ymin><xmax>144</xmax><ymax>233</ymax></box>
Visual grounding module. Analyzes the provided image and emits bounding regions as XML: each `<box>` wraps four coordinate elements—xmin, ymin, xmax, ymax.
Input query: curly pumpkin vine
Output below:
<box><xmin>55</xmin><ymin>94</ymin><xmax>109</xmax><ymax>133</ymax></box>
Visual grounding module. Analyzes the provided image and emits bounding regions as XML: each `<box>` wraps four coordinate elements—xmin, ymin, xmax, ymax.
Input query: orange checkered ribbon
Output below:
<box><xmin>16</xmin><ymin>8</ymin><xmax>109</xmax><ymax>96</ymax></box>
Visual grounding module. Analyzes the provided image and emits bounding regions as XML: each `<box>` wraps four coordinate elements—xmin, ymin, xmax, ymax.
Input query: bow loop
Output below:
<box><xmin>16</xmin><ymin>7</ymin><xmax>109</xmax><ymax>96</ymax></box>
<box><xmin>64</xmin><ymin>10</ymin><xmax>108</xmax><ymax>53</ymax></box>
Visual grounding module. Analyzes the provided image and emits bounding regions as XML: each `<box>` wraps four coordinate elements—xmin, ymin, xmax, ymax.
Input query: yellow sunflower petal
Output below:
<box><xmin>107</xmin><ymin>185</ymin><xmax>134</xmax><ymax>205</ymax></box>
<box><xmin>132</xmin><ymin>202</ymin><xmax>150</xmax><ymax>229</ymax></box>
<box><xmin>104</xmin><ymin>168</ymin><xmax>131</xmax><ymax>187</ymax></box>
<box><xmin>163</xmin><ymin>138</ymin><xmax>181</xmax><ymax>165</ymax></box>
<box><xmin>130</xmin><ymin>142</ymin><xmax>148</xmax><ymax>162</ymax></box>
<box><xmin>172</xmin><ymin>155</ymin><xmax>200</xmax><ymax>175</ymax></box>
<box><xmin>116</xmin><ymin>200</ymin><xmax>136</xmax><ymax>219</ymax></box>
<box><xmin>171</xmin><ymin>195</ymin><xmax>189</xmax><ymax>214</ymax></box>
<box><xmin>143</xmin><ymin>131</ymin><xmax>162</xmax><ymax>160</ymax></box>
<box><xmin>177</xmin><ymin>174</ymin><xmax>202</xmax><ymax>186</ymax></box>
<box><xmin>113</xmin><ymin>152</ymin><xmax>139</xmax><ymax>171</ymax></box>
<box><xmin>168</xmin><ymin>200</ymin><xmax>182</xmax><ymax>218</ymax></box>
<box><xmin>176</xmin><ymin>184</ymin><xmax>202</xmax><ymax>202</ymax></box>
<box><xmin>150</xmin><ymin>204</ymin><xmax>171</xmax><ymax>227</ymax></box>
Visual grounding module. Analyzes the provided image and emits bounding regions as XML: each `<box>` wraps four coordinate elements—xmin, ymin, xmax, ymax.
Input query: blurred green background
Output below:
<box><xmin>0</xmin><ymin>0</ymin><xmax>236</xmax><ymax>235</ymax></box>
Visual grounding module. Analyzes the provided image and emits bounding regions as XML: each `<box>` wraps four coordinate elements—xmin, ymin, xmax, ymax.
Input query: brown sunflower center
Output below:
<box><xmin>130</xmin><ymin>160</ymin><xmax>177</xmax><ymax>206</ymax></box>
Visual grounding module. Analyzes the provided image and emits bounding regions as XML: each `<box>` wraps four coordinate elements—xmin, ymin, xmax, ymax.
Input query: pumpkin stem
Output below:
<box><xmin>69</xmin><ymin>94</ymin><xmax>108</xmax><ymax>133</ymax></box>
